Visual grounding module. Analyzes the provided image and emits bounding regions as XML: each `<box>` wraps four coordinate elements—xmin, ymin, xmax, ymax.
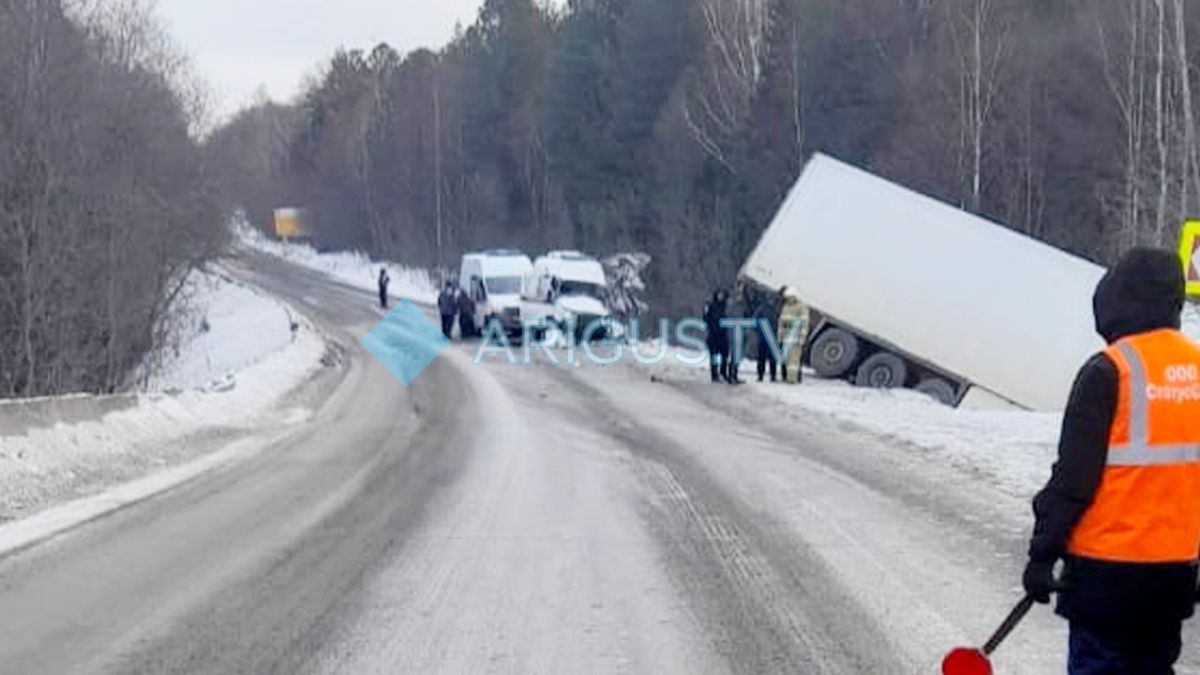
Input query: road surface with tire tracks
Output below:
<box><xmin>6</xmin><ymin>252</ymin><xmax>1195</xmax><ymax>674</ymax></box>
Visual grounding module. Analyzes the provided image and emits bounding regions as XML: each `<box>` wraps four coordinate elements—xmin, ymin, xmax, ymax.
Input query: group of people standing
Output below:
<box><xmin>437</xmin><ymin>282</ymin><xmax>476</xmax><ymax>340</ymax></box>
<box><xmin>377</xmin><ymin>269</ymin><xmax>477</xmax><ymax>341</ymax></box>
<box><xmin>703</xmin><ymin>285</ymin><xmax>810</xmax><ymax>385</ymax></box>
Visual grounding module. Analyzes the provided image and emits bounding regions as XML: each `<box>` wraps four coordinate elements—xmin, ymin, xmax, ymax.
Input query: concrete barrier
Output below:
<box><xmin>0</xmin><ymin>394</ymin><xmax>142</xmax><ymax>437</ymax></box>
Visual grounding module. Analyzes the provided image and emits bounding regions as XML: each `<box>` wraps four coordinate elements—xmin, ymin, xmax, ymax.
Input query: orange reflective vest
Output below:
<box><xmin>1068</xmin><ymin>329</ymin><xmax>1200</xmax><ymax>564</ymax></box>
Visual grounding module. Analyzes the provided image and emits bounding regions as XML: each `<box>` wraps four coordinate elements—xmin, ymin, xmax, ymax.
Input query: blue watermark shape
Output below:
<box><xmin>361</xmin><ymin>300</ymin><xmax>450</xmax><ymax>385</ymax></box>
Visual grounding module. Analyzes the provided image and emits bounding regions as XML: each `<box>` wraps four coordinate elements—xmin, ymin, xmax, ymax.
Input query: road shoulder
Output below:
<box><xmin>0</xmin><ymin>268</ymin><xmax>339</xmax><ymax>559</ymax></box>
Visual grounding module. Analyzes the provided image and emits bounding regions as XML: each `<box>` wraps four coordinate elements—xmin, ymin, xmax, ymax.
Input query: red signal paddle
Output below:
<box><xmin>942</xmin><ymin>595</ymin><xmax>1036</xmax><ymax>675</ymax></box>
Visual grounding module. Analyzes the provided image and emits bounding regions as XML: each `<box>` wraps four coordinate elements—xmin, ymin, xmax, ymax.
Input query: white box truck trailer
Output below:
<box><xmin>739</xmin><ymin>154</ymin><xmax>1107</xmax><ymax>411</ymax></box>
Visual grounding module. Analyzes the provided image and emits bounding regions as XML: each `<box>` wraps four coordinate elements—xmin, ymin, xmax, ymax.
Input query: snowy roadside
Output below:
<box><xmin>0</xmin><ymin>267</ymin><xmax>327</xmax><ymax>526</ymax></box>
<box><xmin>235</xmin><ymin>222</ymin><xmax>439</xmax><ymax>305</ymax></box>
<box><xmin>633</xmin><ymin>302</ymin><xmax>1200</xmax><ymax>505</ymax></box>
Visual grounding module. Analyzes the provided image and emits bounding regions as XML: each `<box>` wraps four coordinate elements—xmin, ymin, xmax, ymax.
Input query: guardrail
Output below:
<box><xmin>0</xmin><ymin>394</ymin><xmax>142</xmax><ymax>437</ymax></box>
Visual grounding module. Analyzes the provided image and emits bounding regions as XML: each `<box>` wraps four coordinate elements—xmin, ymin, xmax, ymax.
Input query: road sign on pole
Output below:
<box><xmin>1182</xmin><ymin>221</ymin><xmax>1200</xmax><ymax>298</ymax></box>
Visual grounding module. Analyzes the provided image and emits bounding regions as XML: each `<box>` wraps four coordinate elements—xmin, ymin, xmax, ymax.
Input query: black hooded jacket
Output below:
<box><xmin>1029</xmin><ymin>248</ymin><xmax>1192</xmax><ymax>631</ymax></box>
<box><xmin>704</xmin><ymin>293</ymin><xmax>728</xmax><ymax>350</ymax></box>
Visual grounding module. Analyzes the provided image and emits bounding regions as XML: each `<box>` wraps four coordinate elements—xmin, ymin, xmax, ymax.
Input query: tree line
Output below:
<box><xmin>214</xmin><ymin>0</ymin><xmax>1200</xmax><ymax>319</ymax></box>
<box><xmin>0</xmin><ymin>0</ymin><xmax>223</xmax><ymax>397</ymax></box>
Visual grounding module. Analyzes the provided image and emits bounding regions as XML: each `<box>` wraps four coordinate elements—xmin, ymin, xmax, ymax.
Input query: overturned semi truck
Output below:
<box><xmin>740</xmin><ymin>154</ymin><xmax>1107</xmax><ymax>411</ymax></box>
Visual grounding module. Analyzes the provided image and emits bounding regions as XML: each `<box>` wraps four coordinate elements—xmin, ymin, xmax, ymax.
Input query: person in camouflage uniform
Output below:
<box><xmin>777</xmin><ymin>287</ymin><xmax>810</xmax><ymax>384</ymax></box>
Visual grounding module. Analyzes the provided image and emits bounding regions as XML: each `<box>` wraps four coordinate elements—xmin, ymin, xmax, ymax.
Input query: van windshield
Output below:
<box><xmin>559</xmin><ymin>280</ymin><xmax>605</xmax><ymax>300</ymax></box>
<box><xmin>485</xmin><ymin>276</ymin><xmax>522</xmax><ymax>295</ymax></box>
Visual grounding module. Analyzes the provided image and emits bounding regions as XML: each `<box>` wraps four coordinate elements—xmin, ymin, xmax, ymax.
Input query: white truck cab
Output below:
<box><xmin>523</xmin><ymin>251</ymin><xmax>614</xmax><ymax>339</ymax></box>
<box><xmin>459</xmin><ymin>250</ymin><xmax>533</xmax><ymax>336</ymax></box>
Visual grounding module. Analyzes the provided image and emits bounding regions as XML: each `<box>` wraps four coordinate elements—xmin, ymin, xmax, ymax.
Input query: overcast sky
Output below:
<box><xmin>156</xmin><ymin>0</ymin><xmax>487</xmax><ymax>119</ymax></box>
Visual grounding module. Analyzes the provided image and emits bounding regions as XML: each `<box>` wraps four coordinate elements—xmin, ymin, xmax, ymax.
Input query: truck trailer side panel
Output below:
<box><xmin>740</xmin><ymin>155</ymin><xmax>1106</xmax><ymax>411</ymax></box>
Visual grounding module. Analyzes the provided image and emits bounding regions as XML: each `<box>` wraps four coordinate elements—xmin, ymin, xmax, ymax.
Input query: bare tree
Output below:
<box><xmin>0</xmin><ymin>0</ymin><xmax>221</xmax><ymax>397</ymax></box>
<box><xmin>1172</xmin><ymin>0</ymin><xmax>1200</xmax><ymax>217</ymax></box>
<box><xmin>946</xmin><ymin>0</ymin><xmax>1010</xmax><ymax>212</ymax></box>
<box><xmin>1096</xmin><ymin>0</ymin><xmax>1149</xmax><ymax>247</ymax></box>
<box><xmin>684</xmin><ymin>0</ymin><xmax>771</xmax><ymax>173</ymax></box>
<box><xmin>1092</xmin><ymin>0</ymin><xmax>1199</xmax><ymax>250</ymax></box>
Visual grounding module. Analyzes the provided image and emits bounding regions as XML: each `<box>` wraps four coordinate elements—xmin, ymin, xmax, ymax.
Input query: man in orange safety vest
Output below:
<box><xmin>1025</xmin><ymin>248</ymin><xmax>1200</xmax><ymax>674</ymax></box>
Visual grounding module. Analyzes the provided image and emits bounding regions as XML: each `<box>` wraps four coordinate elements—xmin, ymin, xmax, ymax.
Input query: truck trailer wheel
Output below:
<box><xmin>810</xmin><ymin>328</ymin><xmax>861</xmax><ymax>378</ymax></box>
<box><xmin>915</xmin><ymin>378</ymin><xmax>957</xmax><ymax>406</ymax></box>
<box><xmin>854</xmin><ymin>352</ymin><xmax>908</xmax><ymax>388</ymax></box>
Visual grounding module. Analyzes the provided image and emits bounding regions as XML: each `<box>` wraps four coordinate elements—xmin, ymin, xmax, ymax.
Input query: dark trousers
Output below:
<box><xmin>459</xmin><ymin>313</ymin><xmax>475</xmax><ymax>338</ymax></box>
<box><xmin>708</xmin><ymin>338</ymin><xmax>729</xmax><ymax>383</ymax></box>
<box><xmin>379</xmin><ymin>289</ymin><xmax>388</xmax><ymax>309</ymax></box>
<box><xmin>710</xmin><ymin>354</ymin><xmax>723</xmax><ymax>382</ymax></box>
<box><xmin>757</xmin><ymin>351</ymin><xmax>777</xmax><ymax>382</ymax></box>
<box><xmin>441</xmin><ymin>314</ymin><xmax>455</xmax><ymax>340</ymax></box>
<box><xmin>1069</xmin><ymin>621</ymin><xmax>1181</xmax><ymax>675</ymax></box>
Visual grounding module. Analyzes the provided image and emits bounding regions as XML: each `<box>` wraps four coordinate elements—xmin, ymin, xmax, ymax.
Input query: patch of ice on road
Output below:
<box><xmin>235</xmin><ymin>220</ymin><xmax>438</xmax><ymax>305</ymax></box>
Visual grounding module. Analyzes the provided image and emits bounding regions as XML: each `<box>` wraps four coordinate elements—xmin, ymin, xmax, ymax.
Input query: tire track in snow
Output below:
<box><xmin>529</xmin><ymin>364</ymin><xmax>908</xmax><ymax>674</ymax></box>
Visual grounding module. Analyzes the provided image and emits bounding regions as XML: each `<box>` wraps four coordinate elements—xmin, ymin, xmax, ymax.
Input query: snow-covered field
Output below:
<box><xmin>236</xmin><ymin>222</ymin><xmax>439</xmax><ymax>305</ymax></box>
<box><xmin>0</xmin><ymin>268</ymin><xmax>326</xmax><ymax>522</ymax></box>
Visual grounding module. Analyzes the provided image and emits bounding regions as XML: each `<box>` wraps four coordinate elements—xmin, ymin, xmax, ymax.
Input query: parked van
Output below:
<box><xmin>459</xmin><ymin>250</ymin><xmax>533</xmax><ymax>336</ymax></box>
<box><xmin>523</xmin><ymin>251</ymin><xmax>614</xmax><ymax>339</ymax></box>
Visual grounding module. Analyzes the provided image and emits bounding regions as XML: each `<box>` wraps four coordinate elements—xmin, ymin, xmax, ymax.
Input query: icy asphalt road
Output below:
<box><xmin>4</xmin><ymin>253</ymin><xmax>1194</xmax><ymax>674</ymax></box>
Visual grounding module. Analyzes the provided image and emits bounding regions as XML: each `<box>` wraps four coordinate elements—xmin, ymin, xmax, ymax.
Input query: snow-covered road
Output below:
<box><xmin>1</xmin><ymin>253</ymin><xmax>1196</xmax><ymax>674</ymax></box>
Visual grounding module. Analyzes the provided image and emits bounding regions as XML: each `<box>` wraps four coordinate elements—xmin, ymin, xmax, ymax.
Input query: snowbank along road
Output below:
<box><xmin>4</xmin><ymin>251</ymin><xmax>1200</xmax><ymax>674</ymax></box>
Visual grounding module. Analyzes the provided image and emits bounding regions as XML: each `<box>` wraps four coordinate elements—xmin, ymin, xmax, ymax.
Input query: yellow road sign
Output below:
<box><xmin>1182</xmin><ymin>220</ymin><xmax>1200</xmax><ymax>298</ymax></box>
<box><xmin>274</xmin><ymin>208</ymin><xmax>306</xmax><ymax>240</ymax></box>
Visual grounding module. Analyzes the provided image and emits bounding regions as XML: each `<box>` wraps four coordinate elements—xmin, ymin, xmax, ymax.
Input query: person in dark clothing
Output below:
<box><xmin>457</xmin><ymin>289</ymin><xmax>477</xmax><ymax>338</ymax></box>
<box><xmin>753</xmin><ymin>294</ymin><xmax>779</xmax><ymax>383</ymax></box>
<box><xmin>719</xmin><ymin>311</ymin><xmax>733</xmax><ymax>382</ymax></box>
<box><xmin>437</xmin><ymin>282</ymin><xmax>458</xmax><ymax>340</ymax></box>
<box><xmin>1024</xmin><ymin>248</ymin><xmax>1199</xmax><ymax>674</ymax></box>
<box><xmin>725</xmin><ymin>286</ymin><xmax>753</xmax><ymax>384</ymax></box>
<box><xmin>378</xmin><ymin>268</ymin><xmax>391</xmax><ymax>309</ymax></box>
<box><xmin>704</xmin><ymin>290</ymin><xmax>730</xmax><ymax>383</ymax></box>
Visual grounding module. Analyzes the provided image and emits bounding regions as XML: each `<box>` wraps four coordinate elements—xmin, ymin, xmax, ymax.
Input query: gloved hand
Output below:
<box><xmin>1022</xmin><ymin>559</ymin><xmax>1058</xmax><ymax>604</ymax></box>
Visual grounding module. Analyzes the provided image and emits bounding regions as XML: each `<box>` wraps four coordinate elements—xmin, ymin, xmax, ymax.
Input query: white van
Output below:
<box><xmin>459</xmin><ymin>250</ymin><xmax>533</xmax><ymax>336</ymax></box>
<box><xmin>523</xmin><ymin>251</ymin><xmax>614</xmax><ymax>338</ymax></box>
